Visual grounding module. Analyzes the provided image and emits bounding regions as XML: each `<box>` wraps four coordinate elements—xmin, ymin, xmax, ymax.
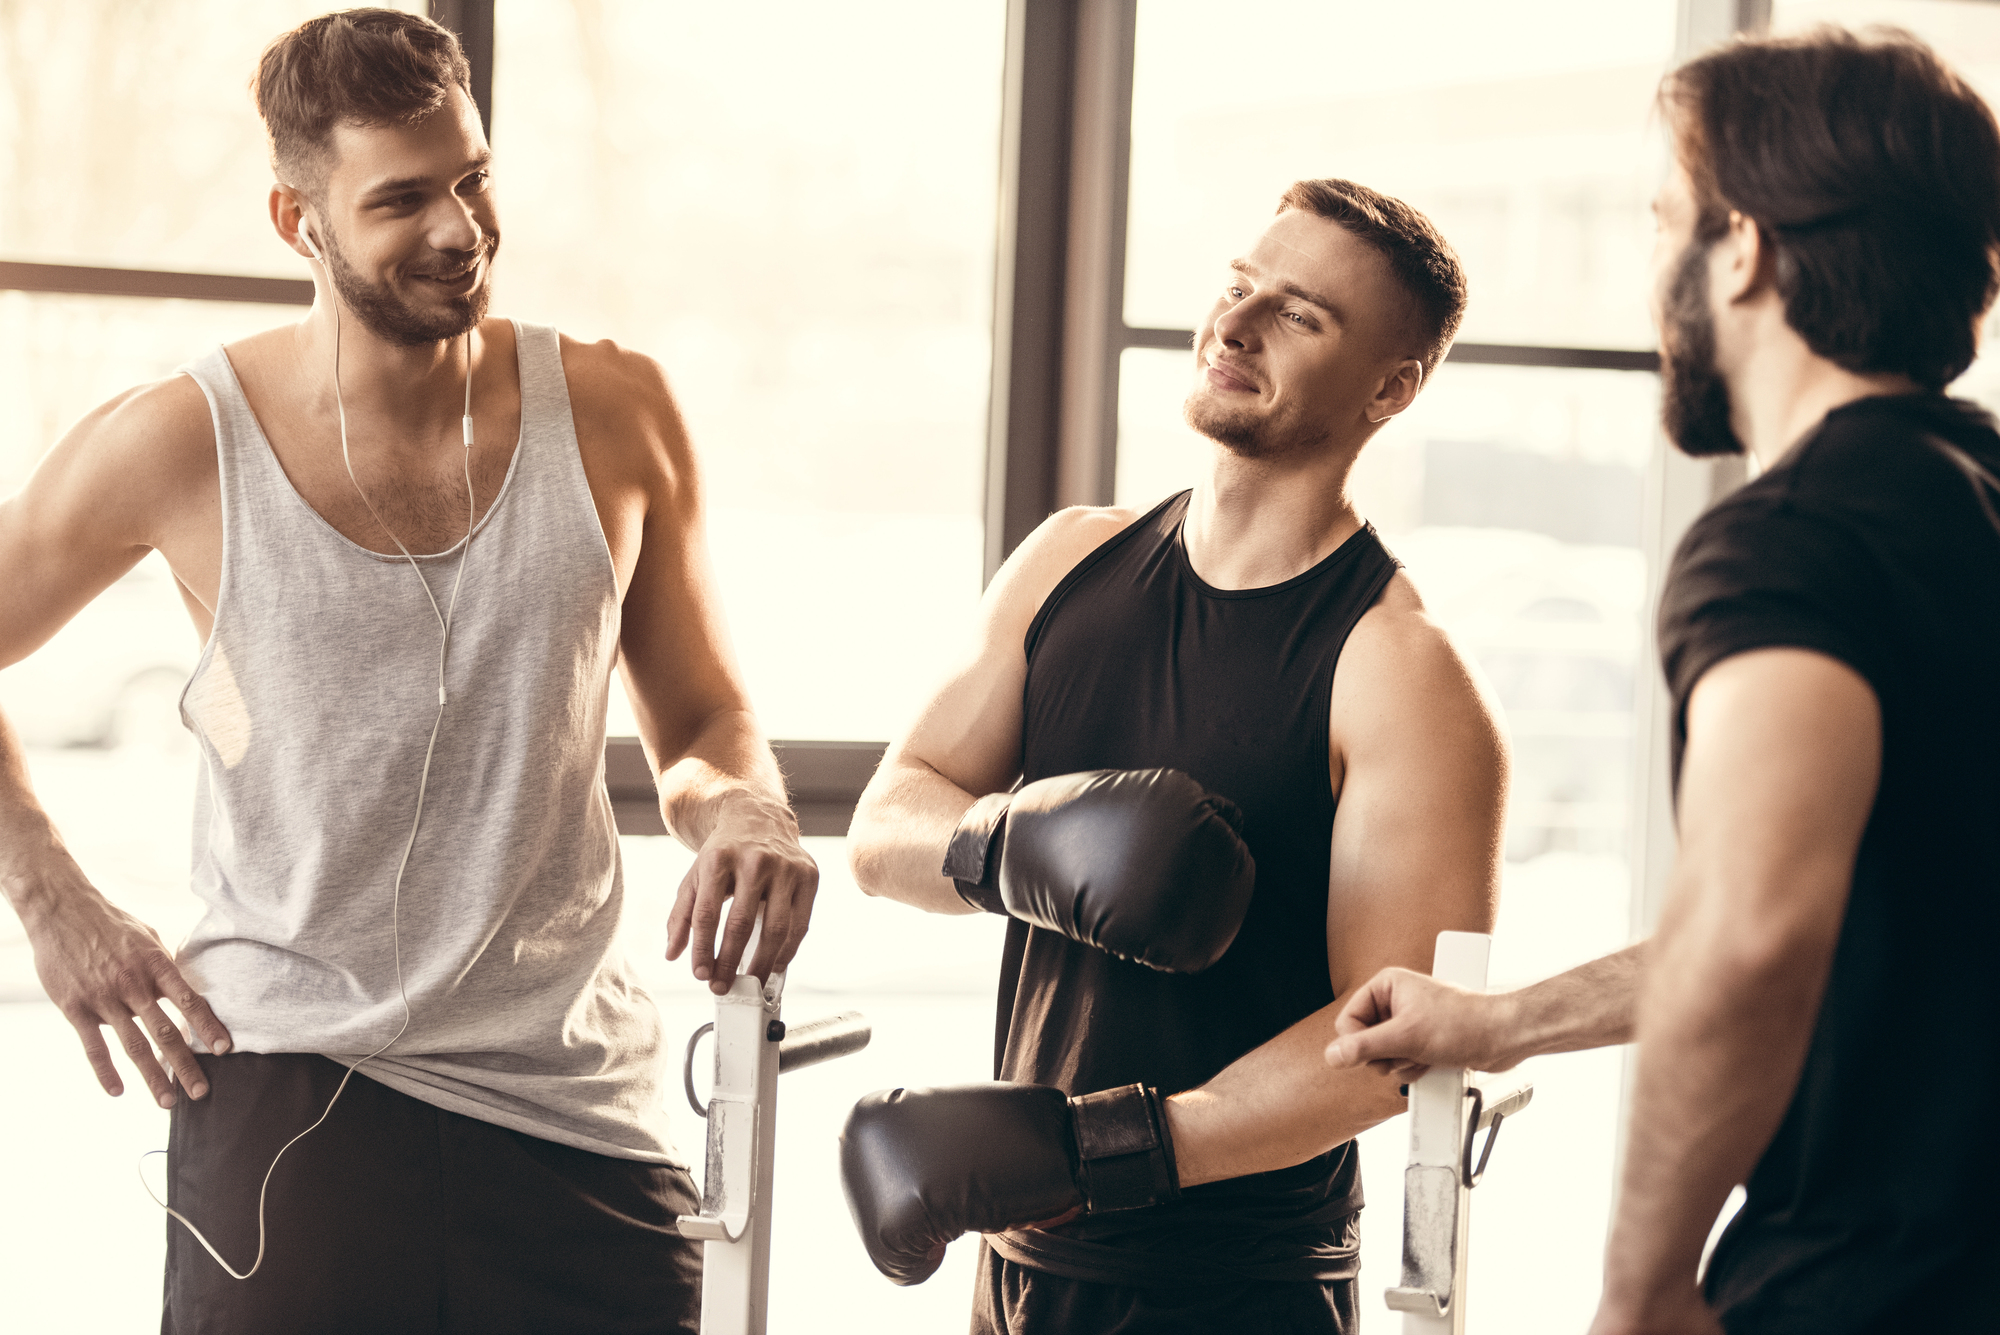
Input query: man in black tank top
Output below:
<box><xmin>849</xmin><ymin>180</ymin><xmax>1508</xmax><ymax>1332</ymax></box>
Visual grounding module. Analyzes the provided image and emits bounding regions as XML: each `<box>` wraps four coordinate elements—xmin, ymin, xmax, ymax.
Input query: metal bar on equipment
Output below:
<box><xmin>777</xmin><ymin>1011</ymin><xmax>872</xmax><ymax>1074</ymax></box>
<box><xmin>1387</xmin><ymin>931</ymin><xmax>1491</xmax><ymax>1333</ymax></box>
<box><xmin>676</xmin><ymin>942</ymin><xmax>872</xmax><ymax>1335</ymax></box>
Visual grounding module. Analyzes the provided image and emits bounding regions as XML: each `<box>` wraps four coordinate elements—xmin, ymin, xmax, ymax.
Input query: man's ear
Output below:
<box><xmin>270</xmin><ymin>184</ymin><xmax>317</xmax><ymax>261</ymax></box>
<box><xmin>1715</xmin><ymin>209</ymin><xmax>1774</xmax><ymax>306</ymax></box>
<box><xmin>1365</xmin><ymin>359</ymin><xmax>1425</xmax><ymax>425</ymax></box>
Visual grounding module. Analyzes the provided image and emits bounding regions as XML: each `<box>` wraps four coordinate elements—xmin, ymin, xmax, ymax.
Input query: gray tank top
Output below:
<box><xmin>174</xmin><ymin>322</ymin><xmax>677</xmax><ymax>1166</ymax></box>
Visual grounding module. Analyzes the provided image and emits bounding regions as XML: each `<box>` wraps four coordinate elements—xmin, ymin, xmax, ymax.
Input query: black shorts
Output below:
<box><xmin>162</xmin><ymin>1052</ymin><xmax>702</xmax><ymax>1335</ymax></box>
<box><xmin>972</xmin><ymin>1240</ymin><xmax>1358</xmax><ymax>1335</ymax></box>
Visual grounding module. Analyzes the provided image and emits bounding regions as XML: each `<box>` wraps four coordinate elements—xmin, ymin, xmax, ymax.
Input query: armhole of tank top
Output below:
<box><xmin>175</xmin><ymin>358</ymin><xmax>235</xmax><ymax>692</ymax></box>
<box><xmin>529</xmin><ymin>322</ymin><xmax>624</xmax><ymax>600</ymax></box>
<box><xmin>1021</xmin><ymin>491</ymin><xmax>1191</xmax><ymax>665</ymax></box>
<box><xmin>1317</xmin><ymin>544</ymin><xmax>1403</xmax><ymax>805</ymax></box>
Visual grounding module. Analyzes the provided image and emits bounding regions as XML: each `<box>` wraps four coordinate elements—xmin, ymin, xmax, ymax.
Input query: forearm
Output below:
<box><xmin>847</xmin><ymin>757</ymin><xmax>982</xmax><ymax>915</ymax></box>
<box><xmin>1501</xmin><ymin>940</ymin><xmax>1646</xmax><ymax>1064</ymax></box>
<box><xmin>653</xmin><ymin>707</ymin><xmax>794</xmax><ymax>850</ymax></box>
<box><xmin>1602</xmin><ymin>905</ymin><xmax>1830</xmax><ymax>1309</ymax></box>
<box><xmin>1166</xmin><ymin>1006</ymin><xmax>1407</xmax><ymax>1187</ymax></box>
<box><xmin>0</xmin><ymin>708</ymin><xmax>90</xmax><ymax>925</ymax></box>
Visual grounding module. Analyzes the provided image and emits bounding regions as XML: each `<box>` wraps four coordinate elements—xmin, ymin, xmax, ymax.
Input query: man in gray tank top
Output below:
<box><xmin>0</xmin><ymin>12</ymin><xmax>813</xmax><ymax>1332</ymax></box>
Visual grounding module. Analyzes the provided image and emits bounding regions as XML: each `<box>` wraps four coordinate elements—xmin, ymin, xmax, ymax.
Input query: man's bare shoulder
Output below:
<box><xmin>1335</xmin><ymin>571</ymin><xmax>1503</xmax><ymax>739</ymax></box>
<box><xmin>980</xmin><ymin>504</ymin><xmax>1143</xmax><ymax>637</ymax></box>
<box><xmin>557</xmin><ymin>335</ymin><xmax>689</xmax><ymax>479</ymax></box>
<box><xmin>559</xmin><ymin>335</ymin><xmax>676</xmax><ymax>419</ymax></box>
<box><xmin>33</xmin><ymin>373</ymin><xmax>217</xmax><ymax>504</ymax></box>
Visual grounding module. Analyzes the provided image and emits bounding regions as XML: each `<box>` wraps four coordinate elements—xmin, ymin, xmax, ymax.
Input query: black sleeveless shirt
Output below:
<box><xmin>987</xmin><ymin>490</ymin><xmax>1399</xmax><ymax>1288</ymax></box>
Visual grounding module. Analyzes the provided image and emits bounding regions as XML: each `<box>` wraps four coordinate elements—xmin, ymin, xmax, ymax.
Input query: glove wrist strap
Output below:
<box><xmin>943</xmin><ymin>791</ymin><xmax>1013</xmax><ymax>915</ymax></box>
<box><xmin>1069</xmin><ymin>1084</ymin><xmax>1180</xmax><ymax>1213</ymax></box>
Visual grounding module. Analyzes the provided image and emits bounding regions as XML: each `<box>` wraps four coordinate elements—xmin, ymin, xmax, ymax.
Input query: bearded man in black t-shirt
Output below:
<box><xmin>1325</xmin><ymin>29</ymin><xmax>2000</xmax><ymax>1335</ymax></box>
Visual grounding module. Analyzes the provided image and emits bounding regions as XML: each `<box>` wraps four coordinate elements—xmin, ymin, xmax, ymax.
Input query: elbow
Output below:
<box><xmin>1670</xmin><ymin>882</ymin><xmax>1845</xmax><ymax>1006</ymax></box>
<box><xmin>1712</xmin><ymin>919</ymin><xmax>1836</xmax><ymax>996</ymax></box>
<box><xmin>846</xmin><ymin>801</ymin><xmax>889</xmax><ymax>898</ymax></box>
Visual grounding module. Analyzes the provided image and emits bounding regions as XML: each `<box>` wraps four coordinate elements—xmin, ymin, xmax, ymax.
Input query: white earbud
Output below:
<box><xmin>299</xmin><ymin>223</ymin><xmax>322</xmax><ymax>262</ymax></box>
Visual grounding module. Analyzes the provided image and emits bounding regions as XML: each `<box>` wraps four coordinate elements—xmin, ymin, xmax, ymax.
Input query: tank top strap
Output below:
<box><xmin>177</xmin><ymin>345</ymin><xmax>302</xmax><ymax>543</ymax></box>
<box><xmin>1023</xmin><ymin>491</ymin><xmax>1190</xmax><ymax>660</ymax></box>
<box><xmin>504</xmin><ymin>321</ymin><xmax>608</xmax><ymax>576</ymax></box>
<box><xmin>511</xmin><ymin>321</ymin><xmax>574</xmax><ymax>437</ymax></box>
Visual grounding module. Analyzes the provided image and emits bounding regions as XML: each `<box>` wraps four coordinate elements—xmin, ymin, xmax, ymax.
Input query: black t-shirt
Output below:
<box><xmin>1657</xmin><ymin>394</ymin><xmax>2000</xmax><ymax>1334</ymax></box>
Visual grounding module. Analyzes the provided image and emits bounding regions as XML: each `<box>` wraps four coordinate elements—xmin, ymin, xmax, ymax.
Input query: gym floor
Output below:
<box><xmin>0</xmin><ymin>748</ymin><xmax>1626</xmax><ymax>1333</ymax></box>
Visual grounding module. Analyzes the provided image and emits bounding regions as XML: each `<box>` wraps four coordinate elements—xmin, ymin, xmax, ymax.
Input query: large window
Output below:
<box><xmin>0</xmin><ymin>1</ymin><xmax>423</xmax><ymax>273</ymax></box>
<box><xmin>11</xmin><ymin>4</ymin><xmax>2000</xmax><ymax>1332</ymax></box>
<box><xmin>490</xmin><ymin>0</ymin><xmax>1004</xmax><ymax>742</ymax></box>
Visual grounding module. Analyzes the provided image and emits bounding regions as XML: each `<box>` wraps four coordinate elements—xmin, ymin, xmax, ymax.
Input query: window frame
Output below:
<box><xmin>0</xmin><ymin>0</ymin><xmax>1799</xmax><ymax>839</ymax></box>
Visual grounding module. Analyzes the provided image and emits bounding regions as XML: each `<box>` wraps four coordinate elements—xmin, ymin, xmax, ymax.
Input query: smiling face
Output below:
<box><xmin>1184</xmin><ymin>208</ymin><xmax>1425</xmax><ymax>460</ymax></box>
<box><xmin>301</xmin><ymin>85</ymin><xmax>498</xmax><ymax>347</ymax></box>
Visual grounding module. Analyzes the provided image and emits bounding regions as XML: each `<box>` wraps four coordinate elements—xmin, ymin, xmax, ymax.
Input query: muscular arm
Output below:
<box><xmin>565</xmin><ymin>341</ymin><xmax>816</xmax><ymax>993</ymax></box>
<box><xmin>1593</xmin><ymin>650</ymin><xmax>1875</xmax><ymax>1333</ymax></box>
<box><xmin>848</xmin><ymin>507</ymin><xmax>1138</xmax><ymax>914</ymax></box>
<box><xmin>0</xmin><ymin>378</ymin><xmax>232</xmax><ymax>1103</ymax></box>
<box><xmin>1166</xmin><ymin>579</ymin><xmax>1507</xmax><ymax>1185</ymax></box>
<box><xmin>1325</xmin><ymin>941</ymin><xmax>1646</xmax><ymax>1077</ymax></box>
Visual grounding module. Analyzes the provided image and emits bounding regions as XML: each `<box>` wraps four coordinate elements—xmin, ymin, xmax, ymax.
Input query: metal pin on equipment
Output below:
<box><xmin>1386</xmin><ymin>931</ymin><xmax>1534</xmax><ymax>1333</ymax></box>
<box><xmin>675</xmin><ymin>917</ymin><xmax>872</xmax><ymax>1335</ymax></box>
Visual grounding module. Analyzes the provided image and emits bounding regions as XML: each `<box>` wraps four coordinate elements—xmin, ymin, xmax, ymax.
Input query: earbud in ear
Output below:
<box><xmin>300</xmin><ymin>225</ymin><xmax>322</xmax><ymax>261</ymax></box>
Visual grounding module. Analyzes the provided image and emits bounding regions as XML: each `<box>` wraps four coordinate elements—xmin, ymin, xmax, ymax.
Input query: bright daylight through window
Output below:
<box><xmin>6</xmin><ymin>2</ymin><xmax>1999</xmax><ymax>1332</ymax></box>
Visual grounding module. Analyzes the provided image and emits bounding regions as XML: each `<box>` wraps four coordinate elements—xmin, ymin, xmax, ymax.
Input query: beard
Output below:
<box><xmin>1182</xmin><ymin>387</ymin><xmax>1327</xmax><ymax>460</ymax></box>
<box><xmin>320</xmin><ymin>225</ymin><xmax>497</xmax><ymax>348</ymax></box>
<box><xmin>1658</xmin><ymin>237</ymin><xmax>1743</xmax><ymax>458</ymax></box>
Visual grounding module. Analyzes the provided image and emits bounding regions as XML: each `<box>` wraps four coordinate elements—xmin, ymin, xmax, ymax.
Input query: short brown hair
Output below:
<box><xmin>1278</xmin><ymin>179</ymin><xmax>1468</xmax><ymax>375</ymax></box>
<box><xmin>254</xmin><ymin>8</ymin><xmax>472</xmax><ymax>198</ymax></box>
<box><xmin>1663</xmin><ymin>27</ymin><xmax>2000</xmax><ymax>390</ymax></box>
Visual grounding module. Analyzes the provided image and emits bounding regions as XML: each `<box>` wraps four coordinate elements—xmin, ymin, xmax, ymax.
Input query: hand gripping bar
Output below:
<box><xmin>1383</xmin><ymin>932</ymin><xmax>1535</xmax><ymax>1333</ymax></box>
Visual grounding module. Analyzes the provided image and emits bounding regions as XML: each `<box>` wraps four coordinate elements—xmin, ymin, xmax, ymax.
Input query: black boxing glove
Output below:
<box><xmin>839</xmin><ymin>1081</ymin><xmax>1179</xmax><ymax>1286</ymax></box>
<box><xmin>942</xmin><ymin>768</ymin><xmax>1255</xmax><ymax>973</ymax></box>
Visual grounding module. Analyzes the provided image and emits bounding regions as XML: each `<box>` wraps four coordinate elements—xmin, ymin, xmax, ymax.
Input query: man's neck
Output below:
<box><xmin>1181</xmin><ymin>442</ymin><xmax>1364</xmax><ymax>591</ymax></box>
<box><xmin>290</xmin><ymin>300</ymin><xmax>479</xmax><ymax>435</ymax></box>
<box><xmin>1725</xmin><ymin>311</ymin><xmax>1922</xmax><ymax>470</ymax></box>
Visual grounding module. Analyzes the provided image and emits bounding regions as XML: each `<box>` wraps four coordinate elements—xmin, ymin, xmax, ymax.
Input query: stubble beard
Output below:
<box><xmin>1183</xmin><ymin>387</ymin><xmax>1327</xmax><ymax>461</ymax></box>
<box><xmin>321</xmin><ymin>225</ymin><xmax>497</xmax><ymax>348</ymax></box>
<box><xmin>1659</xmin><ymin>237</ymin><xmax>1744</xmax><ymax>459</ymax></box>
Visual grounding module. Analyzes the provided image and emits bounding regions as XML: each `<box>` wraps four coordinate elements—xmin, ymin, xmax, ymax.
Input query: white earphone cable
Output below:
<box><xmin>142</xmin><ymin>228</ymin><xmax>478</xmax><ymax>1280</ymax></box>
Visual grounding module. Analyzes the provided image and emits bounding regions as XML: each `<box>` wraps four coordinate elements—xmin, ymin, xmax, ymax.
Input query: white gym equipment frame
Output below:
<box><xmin>1387</xmin><ymin>931</ymin><xmax>1535</xmax><ymax>1333</ymax></box>
<box><xmin>676</xmin><ymin>965</ymin><xmax>871</xmax><ymax>1335</ymax></box>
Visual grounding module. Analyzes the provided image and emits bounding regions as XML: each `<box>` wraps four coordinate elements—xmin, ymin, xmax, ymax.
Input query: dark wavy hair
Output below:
<box><xmin>1662</xmin><ymin>27</ymin><xmax>2000</xmax><ymax>390</ymax></box>
<box><xmin>254</xmin><ymin>8</ymin><xmax>472</xmax><ymax>198</ymax></box>
<box><xmin>1278</xmin><ymin>178</ymin><xmax>1467</xmax><ymax>375</ymax></box>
